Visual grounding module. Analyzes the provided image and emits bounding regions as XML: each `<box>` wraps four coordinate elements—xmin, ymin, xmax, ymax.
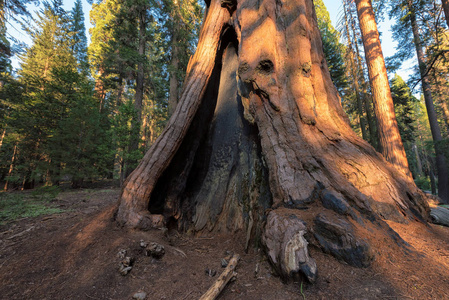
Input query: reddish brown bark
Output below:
<box><xmin>354</xmin><ymin>0</ymin><xmax>411</xmax><ymax>178</ymax></box>
<box><xmin>116</xmin><ymin>0</ymin><xmax>429</xmax><ymax>282</ymax></box>
<box><xmin>94</xmin><ymin>67</ymin><xmax>106</xmax><ymax>112</ymax></box>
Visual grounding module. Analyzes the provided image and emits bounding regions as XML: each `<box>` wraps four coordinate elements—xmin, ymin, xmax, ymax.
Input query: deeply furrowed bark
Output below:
<box><xmin>116</xmin><ymin>0</ymin><xmax>429</xmax><ymax>282</ymax></box>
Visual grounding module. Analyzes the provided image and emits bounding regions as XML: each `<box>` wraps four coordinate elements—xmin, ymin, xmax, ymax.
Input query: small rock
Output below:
<box><xmin>205</xmin><ymin>268</ymin><xmax>217</xmax><ymax>277</ymax></box>
<box><xmin>119</xmin><ymin>265</ymin><xmax>133</xmax><ymax>276</ymax></box>
<box><xmin>118</xmin><ymin>256</ymin><xmax>134</xmax><ymax>276</ymax></box>
<box><xmin>221</xmin><ymin>258</ymin><xmax>228</xmax><ymax>268</ymax></box>
<box><xmin>117</xmin><ymin>249</ymin><xmax>127</xmax><ymax>259</ymax></box>
<box><xmin>254</xmin><ymin>262</ymin><xmax>260</xmax><ymax>277</ymax></box>
<box><xmin>132</xmin><ymin>291</ymin><xmax>147</xmax><ymax>300</ymax></box>
<box><xmin>140</xmin><ymin>240</ymin><xmax>148</xmax><ymax>248</ymax></box>
<box><xmin>121</xmin><ymin>256</ymin><xmax>134</xmax><ymax>267</ymax></box>
<box><xmin>145</xmin><ymin>242</ymin><xmax>165</xmax><ymax>259</ymax></box>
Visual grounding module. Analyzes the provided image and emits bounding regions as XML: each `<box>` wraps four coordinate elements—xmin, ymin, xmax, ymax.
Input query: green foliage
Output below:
<box><xmin>0</xmin><ymin>1</ymin><xmax>114</xmax><ymax>188</ymax></box>
<box><xmin>314</xmin><ymin>0</ymin><xmax>348</xmax><ymax>94</ymax></box>
<box><xmin>0</xmin><ymin>192</ymin><xmax>63</xmax><ymax>224</ymax></box>
<box><xmin>390</xmin><ymin>74</ymin><xmax>418</xmax><ymax>142</ymax></box>
<box><xmin>31</xmin><ymin>185</ymin><xmax>61</xmax><ymax>200</ymax></box>
<box><xmin>414</xmin><ymin>175</ymin><xmax>431</xmax><ymax>191</ymax></box>
<box><xmin>70</xmin><ymin>0</ymin><xmax>89</xmax><ymax>73</ymax></box>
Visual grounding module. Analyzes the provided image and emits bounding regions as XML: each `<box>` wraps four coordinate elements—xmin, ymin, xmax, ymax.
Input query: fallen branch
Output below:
<box><xmin>6</xmin><ymin>226</ymin><xmax>35</xmax><ymax>240</ymax></box>
<box><xmin>199</xmin><ymin>254</ymin><xmax>240</xmax><ymax>300</ymax></box>
<box><xmin>430</xmin><ymin>207</ymin><xmax>449</xmax><ymax>227</ymax></box>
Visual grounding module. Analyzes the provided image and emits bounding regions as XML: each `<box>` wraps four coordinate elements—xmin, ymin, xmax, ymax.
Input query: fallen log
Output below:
<box><xmin>199</xmin><ymin>254</ymin><xmax>240</xmax><ymax>300</ymax></box>
<box><xmin>430</xmin><ymin>206</ymin><xmax>449</xmax><ymax>227</ymax></box>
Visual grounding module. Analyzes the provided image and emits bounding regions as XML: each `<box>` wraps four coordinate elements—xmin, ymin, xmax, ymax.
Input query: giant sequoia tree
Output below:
<box><xmin>116</xmin><ymin>0</ymin><xmax>429</xmax><ymax>282</ymax></box>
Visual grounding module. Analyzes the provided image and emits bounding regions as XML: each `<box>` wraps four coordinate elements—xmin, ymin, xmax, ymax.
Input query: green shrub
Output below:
<box><xmin>31</xmin><ymin>185</ymin><xmax>61</xmax><ymax>201</ymax></box>
<box><xmin>414</xmin><ymin>175</ymin><xmax>431</xmax><ymax>192</ymax></box>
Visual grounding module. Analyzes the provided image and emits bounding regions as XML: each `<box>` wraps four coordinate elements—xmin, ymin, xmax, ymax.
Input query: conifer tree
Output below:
<box><xmin>389</xmin><ymin>0</ymin><xmax>449</xmax><ymax>202</ymax></box>
<box><xmin>355</xmin><ymin>0</ymin><xmax>411</xmax><ymax>178</ymax></box>
<box><xmin>314</xmin><ymin>0</ymin><xmax>348</xmax><ymax>94</ymax></box>
<box><xmin>70</xmin><ymin>0</ymin><xmax>89</xmax><ymax>73</ymax></box>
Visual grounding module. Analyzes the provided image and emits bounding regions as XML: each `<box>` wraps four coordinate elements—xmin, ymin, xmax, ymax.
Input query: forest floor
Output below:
<box><xmin>0</xmin><ymin>185</ymin><xmax>449</xmax><ymax>300</ymax></box>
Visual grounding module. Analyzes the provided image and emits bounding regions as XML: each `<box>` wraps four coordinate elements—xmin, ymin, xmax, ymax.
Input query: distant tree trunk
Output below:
<box><xmin>0</xmin><ymin>126</ymin><xmax>6</xmax><ymax>151</ymax></box>
<box><xmin>442</xmin><ymin>0</ymin><xmax>449</xmax><ymax>28</ymax></box>
<box><xmin>343</xmin><ymin>2</ymin><xmax>368</xmax><ymax>141</ymax></box>
<box><xmin>116</xmin><ymin>0</ymin><xmax>429</xmax><ymax>283</ymax></box>
<box><xmin>354</xmin><ymin>0</ymin><xmax>412</xmax><ymax>178</ymax></box>
<box><xmin>125</xmin><ymin>9</ymin><xmax>147</xmax><ymax>178</ymax></box>
<box><xmin>412</xmin><ymin>144</ymin><xmax>423</xmax><ymax>177</ymax></box>
<box><xmin>440</xmin><ymin>100</ymin><xmax>449</xmax><ymax>133</ymax></box>
<box><xmin>95</xmin><ymin>67</ymin><xmax>106</xmax><ymax>112</ymax></box>
<box><xmin>168</xmin><ymin>25</ymin><xmax>180</xmax><ymax>116</ymax></box>
<box><xmin>3</xmin><ymin>143</ymin><xmax>17</xmax><ymax>191</ymax></box>
<box><xmin>408</xmin><ymin>0</ymin><xmax>449</xmax><ymax>203</ymax></box>
<box><xmin>349</xmin><ymin>14</ymin><xmax>379</xmax><ymax>150</ymax></box>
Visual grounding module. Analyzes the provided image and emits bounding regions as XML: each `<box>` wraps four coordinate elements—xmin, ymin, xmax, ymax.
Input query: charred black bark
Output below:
<box><xmin>148</xmin><ymin>31</ymin><xmax>271</xmax><ymax>244</ymax></box>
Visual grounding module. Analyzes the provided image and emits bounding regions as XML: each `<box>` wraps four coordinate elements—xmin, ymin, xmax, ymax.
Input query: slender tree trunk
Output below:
<box><xmin>343</xmin><ymin>2</ymin><xmax>368</xmax><ymax>141</ymax></box>
<box><xmin>95</xmin><ymin>67</ymin><xmax>107</xmax><ymax>112</ymax></box>
<box><xmin>413</xmin><ymin>144</ymin><xmax>423</xmax><ymax>177</ymax></box>
<box><xmin>4</xmin><ymin>143</ymin><xmax>17</xmax><ymax>191</ymax></box>
<box><xmin>442</xmin><ymin>0</ymin><xmax>449</xmax><ymax>28</ymax></box>
<box><xmin>408</xmin><ymin>1</ymin><xmax>449</xmax><ymax>203</ymax></box>
<box><xmin>0</xmin><ymin>126</ymin><xmax>6</xmax><ymax>151</ymax></box>
<box><xmin>125</xmin><ymin>9</ymin><xmax>147</xmax><ymax>178</ymax></box>
<box><xmin>168</xmin><ymin>27</ymin><xmax>180</xmax><ymax>115</ymax></box>
<box><xmin>440</xmin><ymin>100</ymin><xmax>449</xmax><ymax>133</ymax></box>
<box><xmin>355</xmin><ymin>0</ymin><xmax>412</xmax><ymax>178</ymax></box>
<box><xmin>116</xmin><ymin>0</ymin><xmax>429</xmax><ymax>283</ymax></box>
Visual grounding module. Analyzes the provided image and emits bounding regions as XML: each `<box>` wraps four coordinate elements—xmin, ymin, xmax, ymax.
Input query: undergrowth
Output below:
<box><xmin>0</xmin><ymin>187</ymin><xmax>64</xmax><ymax>224</ymax></box>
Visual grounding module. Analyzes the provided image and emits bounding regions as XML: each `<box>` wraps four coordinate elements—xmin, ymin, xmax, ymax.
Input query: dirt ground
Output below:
<box><xmin>1</xmin><ymin>187</ymin><xmax>448</xmax><ymax>300</ymax></box>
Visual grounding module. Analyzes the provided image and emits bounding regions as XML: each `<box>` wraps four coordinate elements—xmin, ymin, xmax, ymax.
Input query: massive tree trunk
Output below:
<box><xmin>116</xmin><ymin>0</ymin><xmax>429</xmax><ymax>282</ymax></box>
<box><xmin>354</xmin><ymin>0</ymin><xmax>411</xmax><ymax>178</ymax></box>
<box><xmin>408</xmin><ymin>0</ymin><xmax>449</xmax><ymax>203</ymax></box>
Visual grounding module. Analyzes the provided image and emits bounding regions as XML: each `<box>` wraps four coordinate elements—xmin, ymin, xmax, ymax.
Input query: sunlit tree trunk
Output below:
<box><xmin>0</xmin><ymin>126</ymin><xmax>6</xmax><ymax>151</ymax></box>
<box><xmin>408</xmin><ymin>0</ymin><xmax>449</xmax><ymax>203</ymax></box>
<box><xmin>440</xmin><ymin>100</ymin><xmax>449</xmax><ymax>133</ymax></box>
<box><xmin>354</xmin><ymin>0</ymin><xmax>412</xmax><ymax>178</ymax></box>
<box><xmin>349</xmin><ymin>13</ymin><xmax>379</xmax><ymax>150</ymax></box>
<box><xmin>116</xmin><ymin>0</ymin><xmax>429</xmax><ymax>282</ymax></box>
<box><xmin>94</xmin><ymin>68</ymin><xmax>106</xmax><ymax>112</ymax></box>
